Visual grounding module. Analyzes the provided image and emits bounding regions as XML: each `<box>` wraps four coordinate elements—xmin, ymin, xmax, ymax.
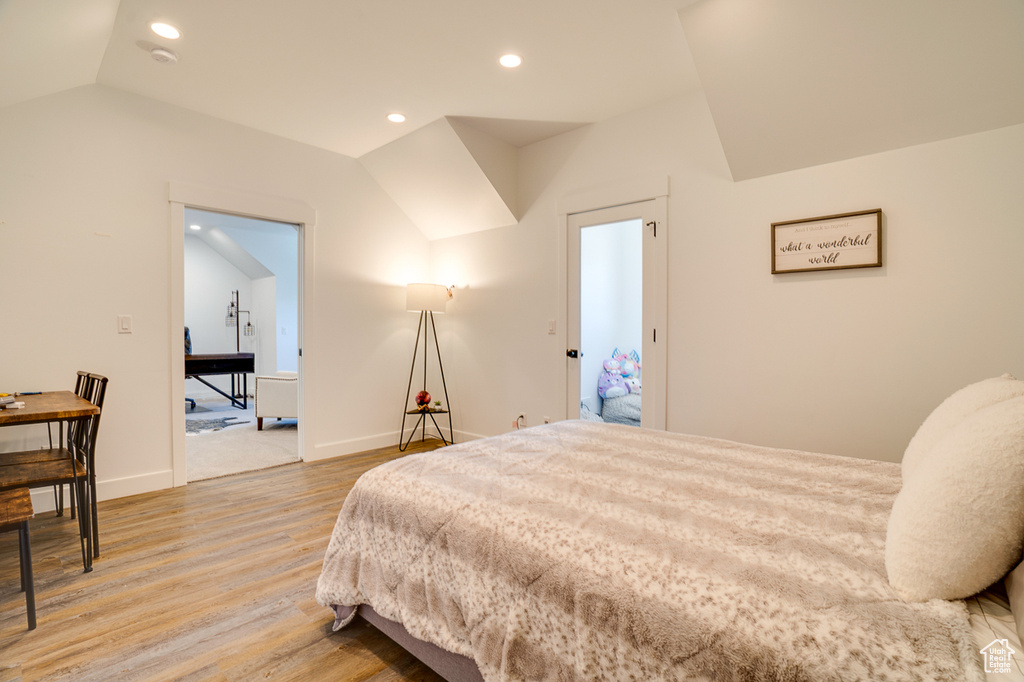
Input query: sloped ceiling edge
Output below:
<box><xmin>359</xmin><ymin>118</ymin><xmax>518</xmax><ymax>241</ymax></box>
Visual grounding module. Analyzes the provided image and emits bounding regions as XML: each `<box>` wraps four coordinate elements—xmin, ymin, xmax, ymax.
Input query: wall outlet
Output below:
<box><xmin>543</xmin><ymin>416</ymin><xmax>551</xmax><ymax>424</ymax></box>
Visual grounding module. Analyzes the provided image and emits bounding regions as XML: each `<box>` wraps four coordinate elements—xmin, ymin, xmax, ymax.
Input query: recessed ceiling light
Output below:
<box><xmin>387</xmin><ymin>113</ymin><xmax>406</xmax><ymax>123</ymax></box>
<box><xmin>189</xmin><ymin>224</ymin><xmax>201</xmax><ymax>230</ymax></box>
<box><xmin>499</xmin><ymin>54</ymin><xmax>522</xmax><ymax>68</ymax></box>
<box><xmin>150</xmin><ymin>22</ymin><xmax>181</xmax><ymax>40</ymax></box>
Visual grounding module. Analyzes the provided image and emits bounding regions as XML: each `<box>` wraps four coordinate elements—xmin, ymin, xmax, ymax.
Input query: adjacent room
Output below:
<box><xmin>183</xmin><ymin>208</ymin><xmax>300</xmax><ymax>481</ymax></box>
<box><xmin>2</xmin><ymin>0</ymin><xmax>1024</xmax><ymax>679</ymax></box>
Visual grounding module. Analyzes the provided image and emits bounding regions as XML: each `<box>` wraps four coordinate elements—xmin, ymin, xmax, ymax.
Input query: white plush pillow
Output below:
<box><xmin>902</xmin><ymin>374</ymin><xmax>1024</xmax><ymax>481</ymax></box>
<box><xmin>887</xmin><ymin>396</ymin><xmax>1024</xmax><ymax>601</ymax></box>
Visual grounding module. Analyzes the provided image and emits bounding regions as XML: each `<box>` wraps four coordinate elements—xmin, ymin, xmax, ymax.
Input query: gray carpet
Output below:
<box><xmin>186</xmin><ymin>399</ymin><xmax>299</xmax><ymax>482</ymax></box>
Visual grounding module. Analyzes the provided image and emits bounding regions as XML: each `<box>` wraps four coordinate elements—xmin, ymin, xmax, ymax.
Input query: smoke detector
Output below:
<box><xmin>150</xmin><ymin>47</ymin><xmax>178</xmax><ymax>64</ymax></box>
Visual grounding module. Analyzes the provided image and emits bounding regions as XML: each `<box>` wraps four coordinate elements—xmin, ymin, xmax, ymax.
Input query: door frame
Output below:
<box><xmin>168</xmin><ymin>181</ymin><xmax>316</xmax><ymax>486</ymax></box>
<box><xmin>557</xmin><ymin>175</ymin><xmax>668</xmax><ymax>429</ymax></box>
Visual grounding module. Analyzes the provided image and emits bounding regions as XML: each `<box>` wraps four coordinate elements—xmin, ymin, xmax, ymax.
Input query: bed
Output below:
<box><xmin>317</xmin><ymin>377</ymin><xmax>1024</xmax><ymax>681</ymax></box>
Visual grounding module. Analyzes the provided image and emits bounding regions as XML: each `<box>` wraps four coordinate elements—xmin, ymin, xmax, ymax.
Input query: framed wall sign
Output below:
<box><xmin>771</xmin><ymin>209</ymin><xmax>882</xmax><ymax>274</ymax></box>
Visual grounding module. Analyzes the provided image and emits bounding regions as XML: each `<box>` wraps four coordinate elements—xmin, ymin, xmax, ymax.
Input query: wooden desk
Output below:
<box><xmin>185</xmin><ymin>353</ymin><xmax>255</xmax><ymax>409</ymax></box>
<box><xmin>0</xmin><ymin>391</ymin><xmax>99</xmax><ymax>427</ymax></box>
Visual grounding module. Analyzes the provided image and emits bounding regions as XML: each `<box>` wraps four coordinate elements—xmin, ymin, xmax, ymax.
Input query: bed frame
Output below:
<box><xmin>350</xmin><ymin>605</ymin><xmax>483</xmax><ymax>682</ymax></box>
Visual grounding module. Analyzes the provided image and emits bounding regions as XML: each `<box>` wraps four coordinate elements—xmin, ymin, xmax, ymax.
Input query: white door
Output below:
<box><xmin>566</xmin><ymin>198</ymin><xmax>667</xmax><ymax>429</ymax></box>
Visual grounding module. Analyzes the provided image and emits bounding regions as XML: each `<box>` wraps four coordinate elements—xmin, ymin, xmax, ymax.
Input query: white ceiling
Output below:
<box><xmin>0</xmin><ymin>0</ymin><xmax>119</xmax><ymax>109</ymax></box>
<box><xmin>185</xmin><ymin>208</ymin><xmax>292</xmax><ymax>279</ymax></box>
<box><xmin>3</xmin><ymin>0</ymin><xmax>1023</xmax><ymax>181</ymax></box>
<box><xmin>96</xmin><ymin>0</ymin><xmax>698</xmax><ymax>157</ymax></box>
<box><xmin>678</xmin><ymin>0</ymin><xmax>1024</xmax><ymax>180</ymax></box>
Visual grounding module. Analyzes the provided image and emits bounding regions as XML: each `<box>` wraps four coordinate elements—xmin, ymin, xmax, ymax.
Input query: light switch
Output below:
<box><xmin>547</xmin><ymin>319</ymin><xmax>556</xmax><ymax>335</ymax></box>
<box><xmin>117</xmin><ymin>314</ymin><xmax>133</xmax><ymax>334</ymax></box>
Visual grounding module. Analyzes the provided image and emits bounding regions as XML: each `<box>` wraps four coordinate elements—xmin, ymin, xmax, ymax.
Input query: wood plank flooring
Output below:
<box><xmin>0</xmin><ymin>440</ymin><xmax>446</xmax><ymax>681</ymax></box>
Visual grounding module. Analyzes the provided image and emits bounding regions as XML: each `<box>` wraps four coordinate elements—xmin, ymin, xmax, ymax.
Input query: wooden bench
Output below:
<box><xmin>0</xmin><ymin>487</ymin><xmax>36</xmax><ymax>630</ymax></box>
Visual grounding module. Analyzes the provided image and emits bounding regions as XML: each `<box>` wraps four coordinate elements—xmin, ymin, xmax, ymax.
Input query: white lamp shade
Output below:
<box><xmin>406</xmin><ymin>283</ymin><xmax>448</xmax><ymax>312</ymax></box>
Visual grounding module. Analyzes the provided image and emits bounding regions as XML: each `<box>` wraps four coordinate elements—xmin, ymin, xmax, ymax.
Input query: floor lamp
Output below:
<box><xmin>225</xmin><ymin>289</ymin><xmax>254</xmax><ymax>400</ymax></box>
<box><xmin>400</xmin><ymin>283</ymin><xmax>453</xmax><ymax>451</ymax></box>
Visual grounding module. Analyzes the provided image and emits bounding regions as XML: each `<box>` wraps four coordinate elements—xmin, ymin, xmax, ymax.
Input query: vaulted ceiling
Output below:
<box><xmin>2</xmin><ymin>0</ymin><xmax>698</xmax><ymax>156</ymax></box>
<box><xmin>4</xmin><ymin>0</ymin><xmax>1023</xmax><ymax>236</ymax></box>
<box><xmin>677</xmin><ymin>0</ymin><xmax>1024</xmax><ymax>181</ymax></box>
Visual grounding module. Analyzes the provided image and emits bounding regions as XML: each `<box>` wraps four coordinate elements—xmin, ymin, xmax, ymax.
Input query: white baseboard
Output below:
<box><xmin>309</xmin><ymin>431</ymin><xmax>403</xmax><ymax>461</ymax></box>
<box><xmin>29</xmin><ymin>469</ymin><xmax>174</xmax><ymax>513</ymax></box>
<box><xmin>452</xmin><ymin>429</ymin><xmax>486</xmax><ymax>443</ymax></box>
<box><xmin>99</xmin><ymin>469</ymin><xmax>175</xmax><ymax>501</ymax></box>
<box><xmin>309</xmin><ymin>427</ymin><xmax>489</xmax><ymax>462</ymax></box>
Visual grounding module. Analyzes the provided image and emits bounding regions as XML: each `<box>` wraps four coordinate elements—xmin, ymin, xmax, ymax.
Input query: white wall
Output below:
<box><xmin>183</xmin><ymin>234</ymin><xmax>259</xmax><ymax>397</ymax></box>
<box><xmin>432</xmin><ymin>91</ymin><xmax>1024</xmax><ymax>462</ymax></box>
<box><xmin>250</xmin><ymin>276</ymin><xmax>278</xmax><ymax>376</ymax></box>
<box><xmin>220</xmin><ymin>223</ymin><xmax>298</xmax><ymax>373</ymax></box>
<box><xmin>0</xmin><ymin>84</ymin><xmax>431</xmax><ymax>505</ymax></box>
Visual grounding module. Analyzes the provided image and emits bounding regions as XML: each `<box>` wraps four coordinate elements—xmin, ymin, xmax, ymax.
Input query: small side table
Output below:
<box><xmin>0</xmin><ymin>487</ymin><xmax>36</xmax><ymax>630</ymax></box>
<box><xmin>400</xmin><ymin>407</ymin><xmax>453</xmax><ymax>452</ymax></box>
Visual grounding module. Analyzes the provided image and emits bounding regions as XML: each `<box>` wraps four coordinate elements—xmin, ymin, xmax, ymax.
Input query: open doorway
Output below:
<box><xmin>579</xmin><ymin>218</ymin><xmax>643</xmax><ymax>425</ymax></box>
<box><xmin>566</xmin><ymin>197</ymin><xmax>667</xmax><ymax>429</ymax></box>
<box><xmin>183</xmin><ymin>208</ymin><xmax>300</xmax><ymax>481</ymax></box>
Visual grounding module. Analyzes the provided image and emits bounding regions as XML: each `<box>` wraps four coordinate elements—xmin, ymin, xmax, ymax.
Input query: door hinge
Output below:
<box><xmin>653</xmin><ymin>329</ymin><xmax>657</xmax><ymax>343</ymax></box>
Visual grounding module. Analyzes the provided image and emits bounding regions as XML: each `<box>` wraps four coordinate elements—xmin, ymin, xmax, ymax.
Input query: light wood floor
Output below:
<box><xmin>0</xmin><ymin>439</ymin><xmax>446</xmax><ymax>681</ymax></box>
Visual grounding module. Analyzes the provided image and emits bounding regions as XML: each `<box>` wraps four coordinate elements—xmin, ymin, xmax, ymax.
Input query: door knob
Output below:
<box><xmin>566</xmin><ymin>349</ymin><xmax>579</xmax><ymax>358</ymax></box>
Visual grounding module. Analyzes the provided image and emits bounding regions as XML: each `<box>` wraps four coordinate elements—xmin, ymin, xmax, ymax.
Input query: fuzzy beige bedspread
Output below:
<box><xmin>316</xmin><ymin>421</ymin><xmax>983</xmax><ymax>681</ymax></box>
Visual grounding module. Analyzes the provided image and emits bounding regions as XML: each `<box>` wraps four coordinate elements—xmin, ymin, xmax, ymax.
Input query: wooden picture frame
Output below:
<box><xmin>771</xmin><ymin>209</ymin><xmax>882</xmax><ymax>274</ymax></box>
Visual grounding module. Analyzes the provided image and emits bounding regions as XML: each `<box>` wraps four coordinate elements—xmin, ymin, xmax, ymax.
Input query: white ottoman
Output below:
<box><xmin>255</xmin><ymin>372</ymin><xmax>298</xmax><ymax>430</ymax></box>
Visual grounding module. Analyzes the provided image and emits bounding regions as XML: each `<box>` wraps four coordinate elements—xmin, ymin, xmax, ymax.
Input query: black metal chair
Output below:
<box><xmin>55</xmin><ymin>371</ymin><xmax>96</xmax><ymax>517</ymax></box>
<box><xmin>79</xmin><ymin>374</ymin><xmax>108</xmax><ymax>558</ymax></box>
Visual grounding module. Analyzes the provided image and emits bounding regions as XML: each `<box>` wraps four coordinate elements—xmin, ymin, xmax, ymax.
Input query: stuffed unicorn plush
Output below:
<box><xmin>613</xmin><ymin>348</ymin><xmax>642</xmax><ymax>378</ymax></box>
